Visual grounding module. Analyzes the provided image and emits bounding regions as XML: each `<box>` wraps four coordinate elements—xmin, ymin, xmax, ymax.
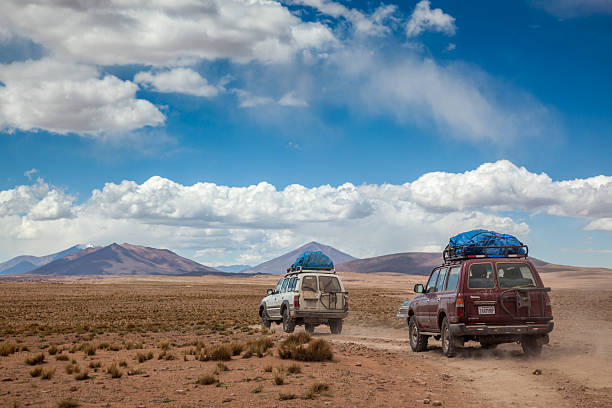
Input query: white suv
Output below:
<box><xmin>259</xmin><ymin>267</ymin><xmax>348</xmax><ymax>334</ymax></box>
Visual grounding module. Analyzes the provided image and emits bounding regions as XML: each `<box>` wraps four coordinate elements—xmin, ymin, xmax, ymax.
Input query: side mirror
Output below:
<box><xmin>266</xmin><ymin>288</ymin><xmax>274</xmax><ymax>295</ymax></box>
<box><xmin>414</xmin><ymin>284</ymin><xmax>424</xmax><ymax>293</ymax></box>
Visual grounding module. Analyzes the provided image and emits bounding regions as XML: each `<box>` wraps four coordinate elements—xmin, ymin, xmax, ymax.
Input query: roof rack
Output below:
<box><xmin>285</xmin><ymin>266</ymin><xmax>336</xmax><ymax>274</ymax></box>
<box><xmin>443</xmin><ymin>245</ymin><xmax>528</xmax><ymax>262</ymax></box>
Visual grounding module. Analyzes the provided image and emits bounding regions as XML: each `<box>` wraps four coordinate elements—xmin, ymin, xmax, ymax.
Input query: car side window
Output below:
<box><xmin>446</xmin><ymin>266</ymin><xmax>461</xmax><ymax>291</ymax></box>
<box><xmin>288</xmin><ymin>277</ymin><xmax>297</xmax><ymax>291</ymax></box>
<box><xmin>436</xmin><ymin>268</ymin><xmax>448</xmax><ymax>292</ymax></box>
<box><xmin>426</xmin><ymin>269</ymin><xmax>440</xmax><ymax>293</ymax></box>
<box><xmin>274</xmin><ymin>279</ymin><xmax>283</xmax><ymax>293</ymax></box>
<box><xmin>468</xmin><ymin>263</ymin><xmax>495</xmax><ymax>289</ymax></box>
<box><xmin>301</xmin><ymin>276</ymin><xmax>318</xmax><ymax>292</ymax></box>
<box><xmin>281</xmin><ymin>278</ymin><xmax>290</xmax><ymax>293</ymax></box>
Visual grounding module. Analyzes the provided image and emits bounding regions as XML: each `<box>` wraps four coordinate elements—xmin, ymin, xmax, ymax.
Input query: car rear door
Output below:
<box><xmin>299</xmin><ymin>275</ymin><xmax>320</xmax><ymax>311</ymax></box>
<box><xmin>463</xmin><ymin>262</ymin><xmax>505</xmax><ymax>325</ymax></box>
<box><xmin>496</xmin><ymin>261</ymin><xmax>548</xmax><ymax>323</ymax></box>
<box><xmin>318</xmin><ymin>275</ymin><xmax>346</xmax><ymax>311</ymax></box>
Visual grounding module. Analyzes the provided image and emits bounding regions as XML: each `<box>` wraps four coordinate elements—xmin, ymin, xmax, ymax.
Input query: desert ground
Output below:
<box><xmin>0</xmin><ymin>271</ymin><xmax>611</xmax><ymax>408</ymax></box>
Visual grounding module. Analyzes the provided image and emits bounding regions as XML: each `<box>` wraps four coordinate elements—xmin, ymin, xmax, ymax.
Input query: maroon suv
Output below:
<box><xmin>407</xmin><ymin>255</ymin><xmax>553</xmax><ymax>357</ymax></box>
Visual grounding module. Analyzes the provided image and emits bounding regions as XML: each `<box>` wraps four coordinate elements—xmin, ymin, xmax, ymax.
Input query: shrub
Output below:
<box><xmin>278</xmin><ymin>392</ymin><xmax>296</xmax><ymax>400</ymax></box>
<box><xmin>81</xmin><ymin>343</ymin><xmax>96</xmax><ymax>356</ymax></box>
<box><xmin>0</xmin><ymin>342</ymin><xmax>17</xmax><ymax>356</ymax></box>
<box><xmin>30</xmin><ymin>367</ymin><xmax>44</xmax><ymax>377</ymax></box>
<box><xmin>55</xmin><ymin>354</ymin><xmax>69</xmax><ymax>361</ymax></box>
<box><xmin>48</xmin><ymin>345</ymin><xmax>59</xmax><ymax>355</ymax></box>
<box><xmin>273</xmin><ymin>368</ymin><xmax>284</xmax><ymax>385</ymax></box>
<box><xmin>65</xmin><ymin>364</ymin><xmax>80</xmax><ymax>374</ymax></box>
<box><xmin>25</xmin><ymin>353</ymin><xmax>46</xmax><ymax>365</ymax></box>
<box><xmin>196</xmin><ymin>373</ymin><xmax>217</xmax><ymax>385</ymax></box>
<box><xmin>107</xmin><ymin>362</ymin><xmax>123</xmax><ymax>378</ymax></box>
<box><xmin>278</xmin><ymin>338</ymin><xmax>333</xmax><ymax>362</ymax></box>
<box><xmin>88</xmin><ymin>361</ymin><xmax>101</xmax><ymax>369</ymax></box>
<box><xmin>41</xmin><ymin>367</ymin><xmax>56</xmax><ymax>380</ymax></box>
<box><xmin>57</xmin><ymin>399</ymin><xmax>80</xmax><ymax>408</ymax></box>
<box><xmin>74</xmin><ymin>369</ymin><xmax>89</xmax><ymax>380</ymax></box>
<box><xmin>229</xmin><ymin>341</ymin><xmax>244</xmax><ymax>356</ymax></box>
<box><xmin>208</xmin><ymin>344</ymin><xmax>231</xmax><ymax>361</ymax></box>
<box><xmin>246</xmin><ymin>337</ymin><xmax>274</xmax><ymax>357</ymax></box>
<box><xmin>287</xmin><ymin>363</ymin><xmax>302</xmax><ymax>374</ymax></box>
<box><xmin>158</xmin><ymin>350</ymin><xmax>176</xmax><ymax>360</ymax></box>
<box><xmin>136</xmin><ymin>351</ymin><xmax>153</xmax><ymax>363</ymax></box>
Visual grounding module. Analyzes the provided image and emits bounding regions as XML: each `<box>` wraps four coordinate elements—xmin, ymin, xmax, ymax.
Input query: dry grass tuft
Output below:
<box><xmin>229</xmin><ymin>341</ymin><xmax>244</xmax><ymax>356</ymax></box>
<box><xmin>287</xmin><ymin>363</ymin><xmax>302</xmax><ymax>374</ymax></box>
<box><xmin>107</xmin><ymin>362</ymin><xmax>123</xmax><ymax>378</ymax></box>
<box><xmin>30</xmin><ymin>367</ymin><xmax>43</xmax><ymax>377</ymax></box>
<box><xmin>118</xmin><ymin>359</ymin><xmax>128</xmax><ymax>368</ymax></box>
<box><xmin>127</xmin><ymin>367</ymin><xmax>144</xmax><ymax>376</ymax></box>
<box><xmin>273</xmin><ymin>368</ymin><xmax>284</xmax><ymax>385</ymax></box>
<box><xmin>158</xmin><ymin>341</ymin><xmax>170</xmax><ymax>351</ymax></box>
<box><xmin>47</xmin><ymin>345</ymin><xmax>59</xmax><ymax>355</ymax></box>
<box><xmin>278</xmin><ymin>392</ymin><xmax>296</xmax><ymax>400</ymax></box>
<box><xmin>25</xmin><ymin>353</ymin><xmax>46</xmax><ymax>365</ymax></box>
<box><xmin>57</xmin><ymin>399</ymin><xmax>80</xmax><ymax>408</ymax></box>
<box><xmin>0</xmin><ymin>341</ymin><xmax>17</xmax><ymax>356</ymax></box>
<box><xmin>215</xmin><ymin>362</ymin><xmax>229</xmax><ymax>373</ymax></box>
<box><xmin>245</xmin><ymin>336</ymin><xmax>274</xmax><ymax>358</ymax></box>
<box><xmin>55</xmin><ymin>354</ymin><xmax>69</xmax><ymax>361</ymax></box>
<box><xmin>80</xmin><ymin>343</ymin><xmax>96</xmax><ymax>356</ymax></box>
<box><xmin>303</xmin><ymin>381</ymin><xmax>330</xmax><ymax>399</ymax></box>
<box><xmin>196</xmin><ymin>372</ymin><xmax>217</xmax><ymax>385</ymax></box>
<box><xmin>251</xmin><ymin>384</ymin><xmax>263</xmax><ymax>394</ymax></box>
<box><xmin>263</xmin><ymin>364</ymin><xmax>273</xmax><ymax>373</ymax></box>
<box><xmin>41</xmin><ymin>367</ymin><xmax>56</xmax><ymax>380</ymax></box>
<box><xmin>136</xmin><ymin>351</ymin><xmax>153</xmax><ymax>363</ymax></box>
<box><xmin>74</xmin><ymin>369</ymin><xmax>89</xmax><ymax>380</ymax></box>
<box><xmin>88</xmin><ymin>361</ymin><xmax>101</xmax><ymax>369</ymax></box>
<box><xmin>157</xmin><ymin>350</ymin><xmax>176</xmax><ymax>360</ymax></box>
<box><xmin>278</xmin><ymin>337</ymin><xmax>333</xmax><ymax>362</ymax></box>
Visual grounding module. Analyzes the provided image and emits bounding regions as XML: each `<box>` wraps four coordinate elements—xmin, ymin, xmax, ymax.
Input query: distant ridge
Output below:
<box><xmin>0</xmin><ymin>244</ymin><xmax>93</xmax><ymax>275</ymax></box>
<box><xmin>28</xmin><ymin>243</ymin><xmax>227</xmax><ymax>276</ymax></box>
<box><xmin>336</xmin><ymin>252</ymin><xmax>441</xmax><ymax>275</ymax></box>
<box><xmin>244</xmin><ymin>241</ymin><xmax>357</xmax><ymax>274</ymax></box>
<box><xmin>214</xmin><ymin>264</ymin><xmax>252</xmax><ymax>273</ymax></box>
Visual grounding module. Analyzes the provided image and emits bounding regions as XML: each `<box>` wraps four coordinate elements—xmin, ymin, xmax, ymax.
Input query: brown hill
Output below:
<box><xmin>28</xmin><ymin>243</ymin><xmax>225</xmax><ymax>276</ymax></box>
<box><xmin>336</xmin><ymin>252</ymin><xmax>441</xmax><ymax>275</ymax></box>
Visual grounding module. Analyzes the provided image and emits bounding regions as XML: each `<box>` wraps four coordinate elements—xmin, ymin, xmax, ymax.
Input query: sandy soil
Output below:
<box><xmin>0</xmin><ymin>271</ymin><xmax>610</xmax><ymax>408</ymax></box>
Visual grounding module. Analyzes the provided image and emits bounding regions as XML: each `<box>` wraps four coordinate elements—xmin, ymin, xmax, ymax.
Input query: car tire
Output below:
<box><xmin>260</xmin><ymin>305</ymin><xmax>272</xmax><ymax>329</ymax></box>
<box><xmin>521</xmin><ymin>336</ymin><xmax>542</xmax><ymax>356</ymax></box>
<box><xmin>441</xmin><ymin>317</ymin><xmax>457</xmax><ymax>357</ymax></box>
<box><xmin>408</xmin><ymin>316</ymin><xmax>428</xmax><ymax>352</ymax></box>
<box><xmin>329</xmin><ymin>319</ymin><xmax>343</xmax><ymax>334</ymax></box>
<box><xmin>305</xmin><ymin>324</ymin><xmax>315</xmax><ymax>335</ymax></box>
<box><xmin>282</xmin><ymin>307</ymin><xmax>295</xmax><ymax>333</ymax></box>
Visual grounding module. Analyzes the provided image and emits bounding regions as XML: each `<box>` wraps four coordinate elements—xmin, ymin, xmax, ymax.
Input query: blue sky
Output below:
<box><xmin>1</xmin><ymin>0</ymin><xmax>611</xmax><ymax>268</ymax></box>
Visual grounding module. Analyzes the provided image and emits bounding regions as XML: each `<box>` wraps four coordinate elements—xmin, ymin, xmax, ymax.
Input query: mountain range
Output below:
<box><xmin>243</xmin><ymin>241</ymin><xmax>357</xmax><ymax>274</ymax></box>
<box><xmin>0</xmin><ymin>244</ymin><xmax>93</xmax><ymax>275</ymax></box>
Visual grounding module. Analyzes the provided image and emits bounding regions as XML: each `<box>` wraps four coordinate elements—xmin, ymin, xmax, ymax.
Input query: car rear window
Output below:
<box><xmin>319</xmin><ymin>276</ymin><xmax>341</xmax><ymax>292</ymax></box>
<box><xmin>497</xmin><ymin>263</ymin><xmax>537</xmax><ymax>288</ymax></box>
<box><xmin>301</xmin><ymin>276</ymin><xmax>318</xmax><ymax>292</ymax></box>
<box><xmin>446</xmin><ymin>266</ymin><xmax>460</xmax><ymax>291</ymax></box>
<box><xmin>468</xmin><ymin>263</ymin><xmax>495</xmax><ymax>289</ymax></box>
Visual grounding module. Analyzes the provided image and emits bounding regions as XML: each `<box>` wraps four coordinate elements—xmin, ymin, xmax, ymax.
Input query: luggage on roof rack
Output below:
<box><xmin>443</xmin><ymin>229</ymin><xmax>528</xmax><ymax>262</ymax></box>
<box><xmin>287</xmin><ymin>250</ymin><xmax>335</xmax><ymax>273</ymax></box>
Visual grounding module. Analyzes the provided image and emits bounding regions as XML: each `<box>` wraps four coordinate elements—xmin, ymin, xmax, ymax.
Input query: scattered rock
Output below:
<box><xmin>432</xmin><ymin>401</ymin><xmax>442</xmax><ymax>406</ymax></box>
<box><xmin>423</xmin><ymin>398</ymin><xmax>431</xmax><ymax>404</ymax></box>
<box><xmin>532</xmin><ymin>369</ymin><xmax>542</xmax><ymax>375</ymax></box>
<box><xmin>355</xmin><ymin>363</ymin><xmax>362</xmax><ymax>367</ymax></box>
<box><xmin>175</xmin><ymin>389</ymin><xmax>185</xmax><ymax>394</ymax></box>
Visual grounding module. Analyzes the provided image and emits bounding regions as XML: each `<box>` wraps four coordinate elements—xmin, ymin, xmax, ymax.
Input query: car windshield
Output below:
<box><xmin>497</xmin><ymin>263</ymin><xmax>537</xmax><ymax>288</ymax></box>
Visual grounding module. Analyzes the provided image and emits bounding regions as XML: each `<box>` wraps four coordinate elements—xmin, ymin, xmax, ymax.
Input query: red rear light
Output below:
<box><xmin>545</xmin><ymin>294</ymin><xmax>552</xmax><ymax>316</ymax></box>
<box><xmin>456</xmin><ymin>297</ymin><xmax>465</xmax><ymax>318</ymax></box>
<box><xmin>294</xmin><ymin>295</ymin><xmax>300</xmax><ymax>309</ymax></box>
<box><xmin>344</xmin><ymin>296</ymin><xmax>349</xmax><ymax>311</ymax></box>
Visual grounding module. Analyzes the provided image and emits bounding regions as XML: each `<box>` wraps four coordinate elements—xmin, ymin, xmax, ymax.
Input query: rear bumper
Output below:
<box><xmin>290</xmin><ymin>310</ymin><xmax>348</xmax><ymax>320</ymax></box>
<box><xmin>450</xmin><ymin>321</ymin><xmax>554</xmax><ymax>336</ymax></box>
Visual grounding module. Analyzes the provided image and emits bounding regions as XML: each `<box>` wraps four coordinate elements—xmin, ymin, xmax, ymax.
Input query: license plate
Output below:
<box><xmin>478</xmin><ymin>306</ymin><xmax>495</xmax><ymax>315</ymax></box>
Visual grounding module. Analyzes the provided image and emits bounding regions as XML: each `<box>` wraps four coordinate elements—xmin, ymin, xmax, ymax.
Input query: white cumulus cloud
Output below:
<box><xmin>407</xmin><ymin>0</ymin><xmax>456</xmax><ymax>37</ymax></box>
<box><xmin>134</xmin><ymin>68</ymin><xmax>219</xmax><ymax>97</ymax></box>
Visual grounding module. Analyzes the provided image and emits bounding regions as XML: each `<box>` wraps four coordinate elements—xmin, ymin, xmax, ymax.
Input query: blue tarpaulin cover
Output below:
<box><xmin>449</xmin><ymin>230</ymin><xmax>526</xmax><ymax>257</ymax></box>
<box><xmin>292</xmin><ymin>251</ymin><xmax>334</xmax><ymax>269</ymax></box>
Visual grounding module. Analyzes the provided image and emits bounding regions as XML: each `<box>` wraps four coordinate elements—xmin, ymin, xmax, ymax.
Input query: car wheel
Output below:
<box><xmin>521</xmin><ymin>336</ymin><xmax>542</xmax><ymax>356</ymax></box>
<box><xmin>282</xmin><ymin>307</ymin><xmax>295</xmax><ymax>333</ymax></box>
<box><xmin>305</xmin><ymin>324</ymin><xmax>315</xmax><ymax>335</ymax></box>
<box><xmin>408</xmin><ymin>316</ymin><xmax>428</xmax><ymax>352</ymax></box>
<box><xmin>441</xmin><ymin>317</ymin><xmax>457</xmax><ymax>357</ymax></box>
<box><xmin>329</xmin><ymin>319</ymin><xmax>343</xmax><ymax>334</ymax></box>
<box><xmin>260</xmin><ymin>305</ymin><xmax>272</xmax><ymax>329</ymax></box>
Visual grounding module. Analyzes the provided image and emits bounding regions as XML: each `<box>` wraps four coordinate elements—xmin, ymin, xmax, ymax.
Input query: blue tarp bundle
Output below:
<box><xmin>449</xmin><ymin>229</ymin><xmax>526</xmax><ymax>257</ymax></box>
<box><xmin>292</xmin><ymin>251</ymin><xmax>334</xmax><ymax>269</ymax></box>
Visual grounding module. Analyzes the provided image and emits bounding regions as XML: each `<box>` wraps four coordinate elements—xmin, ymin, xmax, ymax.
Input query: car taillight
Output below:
<box><xmin>456</xmin><ymin>297</ymin><xmax>465</xmax><ymax>318</ymax></box>
<box><xmin>294</xmin><ymin>295</ymin><xmax>300</xmax><ymax>309</ymax></box>
<box><xmin>545</xmin><ymin>293</ymin><xmax>552</xmax><ymax>316</ymax></box>
<box><xmin>344</xmin><ymin>295</ymin><xmax>349</xmax><ymax>311</ymax></box>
